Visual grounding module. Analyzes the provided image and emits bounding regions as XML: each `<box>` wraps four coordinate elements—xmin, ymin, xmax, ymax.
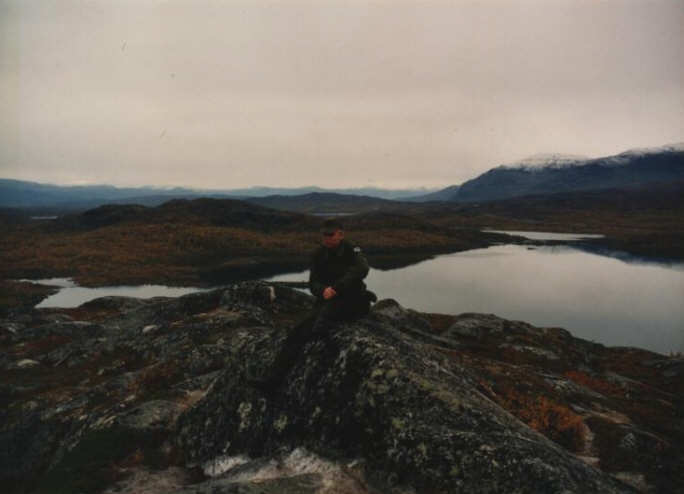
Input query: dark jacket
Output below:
<box><xmin>309</xmin><ymin>239</ymin><xmax>369</xmax><ymax>300</ymax></box>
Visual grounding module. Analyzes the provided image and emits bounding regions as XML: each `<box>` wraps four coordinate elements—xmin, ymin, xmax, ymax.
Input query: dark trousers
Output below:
<box><xmin>268</xmin><ymin>293</ymin><xmax>370</xmax><ymax>383</ymax></box>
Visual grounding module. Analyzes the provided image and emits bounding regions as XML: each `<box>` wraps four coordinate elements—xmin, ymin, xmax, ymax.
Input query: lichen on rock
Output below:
<box><xmin>1</xmin><ymin>281</ymin><xmax>681</xmax><ymax>493</ymax></box>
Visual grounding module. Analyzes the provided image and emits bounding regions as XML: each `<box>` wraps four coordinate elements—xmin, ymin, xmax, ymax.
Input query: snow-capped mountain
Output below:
<box><xmin>617</xmin><ymin>142</ymin><xmax>684</xmax><ymax>156</ymax></box>
<box><xmin>451</xmin><ymin>143</ymin><xmax>684</xmax><ymax>203</ymax></box>
<box><xmin>599</xmin><ymin>143</ymin><xmax>684</xmax><ymax>167</ymax></box>
<box><xmin>503</xmin><ymin>153</ymin><xmax>590</xmax><ymax>170</ymax></box>
<box><xmin>504</xmin><ymin>144</ymin><xmax>684</xmax><ymax>170</ymax></box>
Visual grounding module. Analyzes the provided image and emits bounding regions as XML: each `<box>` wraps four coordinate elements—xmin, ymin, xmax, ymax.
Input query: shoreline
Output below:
<box><xmin>4</xmin><ymin>234</ymin><xmax>682</xmax><ymax>316</ymax></box>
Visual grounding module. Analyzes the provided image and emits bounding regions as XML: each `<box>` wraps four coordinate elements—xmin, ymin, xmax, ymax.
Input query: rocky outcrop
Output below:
<box><xmin>1</xmin><ymin>282</ymin><xmax>681</xmax><ymax>493</ymax></box>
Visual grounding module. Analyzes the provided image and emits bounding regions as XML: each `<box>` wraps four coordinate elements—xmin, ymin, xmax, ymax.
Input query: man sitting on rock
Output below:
<box><xmin>308</xmin><ymin>218</ymin><xmax>373</xmax><ymax>324</ymax></box>
<box><xmin>250</xmin><ymin>218</ymin><xmax>375</xmax><ymax>391</ymax></box>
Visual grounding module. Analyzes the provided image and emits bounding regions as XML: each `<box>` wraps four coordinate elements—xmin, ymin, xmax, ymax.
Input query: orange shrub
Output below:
<box><xmin>497</xmin><ymin>389</ymin><xmax>586</xmax><ymax>452</ymax></box>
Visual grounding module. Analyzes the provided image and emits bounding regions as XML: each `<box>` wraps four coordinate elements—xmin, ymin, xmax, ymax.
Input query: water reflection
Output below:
<box><xmin>27</xmin><ymin>278</ymin><xmax>208</xmax><ymax>308</ymax></box>
<box><xmin>266</xmin><ymin>245</ymin><xmax>684</xmax><ymax>355</ymax></box>
<box><xmin>483</xmin><ymin>229</ymin><xmax>604</xmax><ymax>241</ymax></box>
<box><xmin>565</xmin><ymin>244</ymin><xmax>684</xmax><ymax>270</ymax></box>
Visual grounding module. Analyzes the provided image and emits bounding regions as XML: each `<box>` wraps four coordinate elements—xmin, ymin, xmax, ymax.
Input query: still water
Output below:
<box><xmin>483</xmin><ymin>230</ymin><xmax>604</xmax><ymax>241</ymax></box>
<box><xmin>266</xmin><ymin>244</ymin><xmax>684</xmax><ymax>355</ymax></box>
<box><xmin>30</xmin><ymin>278</ymin><xmax>207</xmax><ymax>308</ymax></box>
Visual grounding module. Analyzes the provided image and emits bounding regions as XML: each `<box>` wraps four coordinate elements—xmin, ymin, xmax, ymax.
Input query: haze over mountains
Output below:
<box><xmin>2</xmin><ymin>143</ymin><xmax>682</xmax><ymax>212</ymax></box>
<box><xmin>0</xmin><ymin>181</ymin><xmax>436</xmax><ymax>211</ymax></box>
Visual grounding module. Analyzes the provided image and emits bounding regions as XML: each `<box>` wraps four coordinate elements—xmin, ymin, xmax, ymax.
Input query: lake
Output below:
<box><xmin>29</xmin><ymin>278</ymin><xmax>208</xmax><ymax>309</ymax></box>
<box><xmin>266</xmin><ymin>241</ymin><xmax>684</xmax><ymax>355</ymax></box>
<box><xmin>23</xmin><ymin>232</ymin><xmax>684</xmax><ymax>355</ymax></box>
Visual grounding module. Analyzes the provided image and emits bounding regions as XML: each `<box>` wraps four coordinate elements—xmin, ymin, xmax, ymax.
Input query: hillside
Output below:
<box><xmin>403</xmin><ymin>185</ymin><xmax>461</xmax><ymax>202</ymax></box>
<box><xmin>0</xmin><ymin>198</ymin><xmax>504</xmax><ymax>288</ymax></box>
<box><xmin>0</xmin><ymin>179</ymin><xmax>435</xmax><ymax>211</ymax></box>
<box><xmin>53</xmin><ymin>198</ymin><xmax>318</xmax><ymax>232</ymax></box>
<box><xmin>246</xmin><ymin>192</ymin><xmax>399</xmax><ymax>214</ymax></box>
<box><xmin>458</xmin><ymin>145</ymin><xmax>684</xmax><ymax>202</ymax></box>
<box><xmin>411</xmin><ymin>144</ymin><xmax>684</xmax><ymax>203</ymax></box>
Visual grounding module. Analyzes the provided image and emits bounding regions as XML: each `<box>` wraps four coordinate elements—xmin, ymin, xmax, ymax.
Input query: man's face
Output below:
<box><xmin>322</xmin><ymin>229</ymin><xmax>344</xmax><ymax>249</ymax></box>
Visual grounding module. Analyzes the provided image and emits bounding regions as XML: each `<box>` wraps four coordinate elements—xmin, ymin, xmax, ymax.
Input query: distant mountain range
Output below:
<box><xmin>245</xmin><ymin>192</ymin><xmax>400</xmax><ymax>214</ymax></box>
<box><xmin>53</xmin><ymin>197</ymin><xmax>318</xmax><ymax>232</ymax></box>
<box><xmin>47</xmin><ymin>197</ymin><xmax>451</xmax><ymax>239</ymax></box>
<box><xmin>403</xmin><ymin>185</ymin><xmax>461</xmax><ymax>202</ymax></box>
<box><xmin>413</xmin><ymin>143</ymin><xmax>684</xmax><ymax>202</ymax></box>
<box><xmin>2</xmin><ymin>143</ymin><xmax>682</xmax><ymax>212</ymax></box>
<box><xmin>0</xmin><ymin>180</ymin><xmax>438</xmax><ymax>211</ymax></box>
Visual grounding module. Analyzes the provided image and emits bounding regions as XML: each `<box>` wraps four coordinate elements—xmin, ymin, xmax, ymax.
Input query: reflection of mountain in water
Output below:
<box><xmin>565</xmin><ymin>242</ymin><xmax>684</xmax><ymax>270</ymax></box>
<box><xmin>483</xmin><ymin>229</ymin><xmax>604</xmax><ymax>242</ymax></box>
<box><xmin>25</xmin><ymin>278</ymin><xmax>210</xmax><ymax>309</ymax></box>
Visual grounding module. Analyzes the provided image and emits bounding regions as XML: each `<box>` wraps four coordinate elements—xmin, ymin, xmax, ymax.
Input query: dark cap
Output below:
<box><xmin>320</xmin><ymin>218</ymin><xmax>343</xmax><ymax>234</ymax></box>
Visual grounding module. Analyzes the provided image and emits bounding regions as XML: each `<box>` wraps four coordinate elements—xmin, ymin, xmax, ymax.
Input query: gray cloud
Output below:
<box><xmin>1</xmin><ymin>0</ymin><xmax>683</xmax><ymax>188</ymax></box>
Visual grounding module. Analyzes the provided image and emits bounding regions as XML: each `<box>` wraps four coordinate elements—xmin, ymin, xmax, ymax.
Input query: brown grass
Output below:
<box><xmin>0</xmin><ymin>220</ymin><xmax>481</xmax><ymax>287</ymax></box>
<box><xmin>495</xmin><ymin>390</ymin><xmax>586</xmax><ymax>452</ymax></box>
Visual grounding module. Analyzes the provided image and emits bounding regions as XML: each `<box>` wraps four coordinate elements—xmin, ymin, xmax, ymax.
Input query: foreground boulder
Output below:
<box><xmin>176</xmin><ymin>305</ymin><xmax>632</xmax><ymax>493</ymax></box>
<box><xmin>1</xmin><ymin>282</ymin><xmax>681</xmax><ymax>493</ymax></box>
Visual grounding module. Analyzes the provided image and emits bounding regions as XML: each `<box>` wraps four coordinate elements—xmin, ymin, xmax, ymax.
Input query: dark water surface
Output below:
<box><xmin>267</xmin><ymin>243</ymin><xmax>684</xmax><ymax>355</ymax></box>
<box><xmin>24</xmin><ymin>233</ymin><xmax>684</xmax><ymax>355</ymax></box>
<box><xmin>29</xmin><ymin>278</ymin><xmax>208</xmax><ymax>308</ymax></box>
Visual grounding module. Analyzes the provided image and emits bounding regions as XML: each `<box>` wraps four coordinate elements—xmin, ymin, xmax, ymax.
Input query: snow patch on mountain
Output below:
<box><xmin>596</xmin><ymin>142</ymin><xmax>684</xmax><ymax>167</ymax></box>
<box><xmin>501</xmin><ymin>143</ymin><xmax>684</xmax><ymax>171</ymax></box>
<box><xmin>616</xmin><ymin>142</ymin><xmax>684</xmax><ymax>158</ymax></box>
<box><xmin>501</xmin><ymin>153</ymin><xmax>589</xmax><ymax>170</ymax></box>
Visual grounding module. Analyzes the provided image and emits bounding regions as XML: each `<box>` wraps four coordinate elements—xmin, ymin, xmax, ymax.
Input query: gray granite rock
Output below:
<box><xmin>3</xmin><ymin>281</ymin><xmax>667</xmax><ymax>493</ymax></box>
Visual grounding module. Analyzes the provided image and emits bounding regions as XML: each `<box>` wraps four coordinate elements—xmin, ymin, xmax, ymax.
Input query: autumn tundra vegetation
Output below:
<box><xmin>0</xmin><ymin>198</ymin><xmax>505</xmax><ymax>295</ymax></box>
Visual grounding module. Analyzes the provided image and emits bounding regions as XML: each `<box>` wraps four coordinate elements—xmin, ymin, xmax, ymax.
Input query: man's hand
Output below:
<box><xmin>323</xmin><ymin>286</ymin><xmax>337</xmax><ymax>300</ymax></box>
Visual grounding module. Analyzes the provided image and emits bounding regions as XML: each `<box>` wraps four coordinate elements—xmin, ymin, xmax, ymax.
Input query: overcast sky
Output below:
<box><xmin>1</xmin><ymin>0</ymin><xmax>683</xmax><ymax>189</ymax></box>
